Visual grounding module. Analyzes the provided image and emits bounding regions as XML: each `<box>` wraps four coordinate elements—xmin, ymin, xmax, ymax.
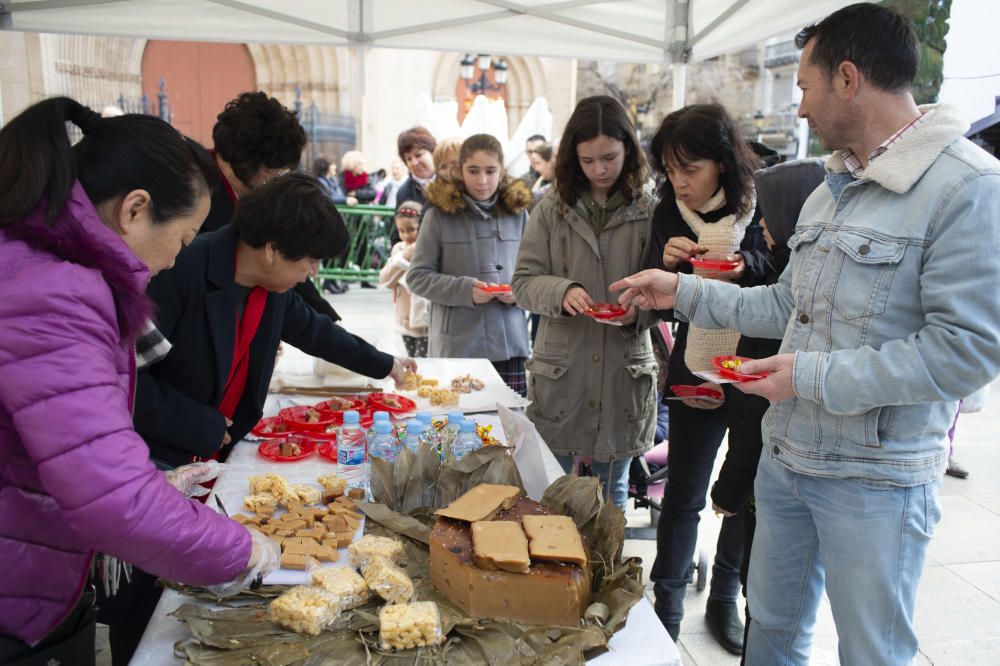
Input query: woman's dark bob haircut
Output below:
<box><xmin>233</xmin><ymin>172</ymin><xmax>348</xmax><ymax>261</ymax></box>
<box><xmin>649</xmin><ymin>103</ymin><xmax>760</xmax><ymax>218</ymax></box>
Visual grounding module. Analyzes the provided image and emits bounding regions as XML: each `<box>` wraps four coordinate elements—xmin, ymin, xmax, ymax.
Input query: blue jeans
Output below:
<box><xmin>555</xmin><ymin>454</ymin><xmax>630</xmax><ymax>509</ymax></box>
<box><xmin>747</xmin><ymin>453</ymin><xmax>941</xmax><ymax>665</ymax></box>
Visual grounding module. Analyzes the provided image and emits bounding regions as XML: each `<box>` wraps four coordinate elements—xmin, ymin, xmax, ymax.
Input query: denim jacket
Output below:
<box><xmin>674</xmin><ymin>104</ymin><xmax>1000</xmax><ymax>486</ymax></box>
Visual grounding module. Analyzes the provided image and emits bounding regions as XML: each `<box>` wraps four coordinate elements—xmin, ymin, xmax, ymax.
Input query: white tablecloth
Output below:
<box><xmin>131</xmin><ymin>357</ymin><xmax>679</xmax><ymax>665</ymax></box>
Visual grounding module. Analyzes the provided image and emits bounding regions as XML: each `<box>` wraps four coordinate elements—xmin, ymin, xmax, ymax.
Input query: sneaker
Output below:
<box><xmin>946</xmin><ymin>457</ymin><xmax>969</xmax><ymax>479</ymax></box>
<box><xmin>705</xmin><ymin>599</ymin><xmax>744</xmax><ymax>655</ymax></box>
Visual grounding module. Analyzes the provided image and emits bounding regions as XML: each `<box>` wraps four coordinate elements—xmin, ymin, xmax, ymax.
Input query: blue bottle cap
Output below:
<box><xmin>374</xmin><ymin>420</ymin><xmax>392</xmax><ymax>434</ymax></box>
<box><xmin>342</xmin><ymin>410</ymin><xmax>360</xmax><ymax>424</ymax></box>
<box><xmin>416</xmin><ymin>411</ymin><xmax>433</xmax><ymax>424</ymax></box>
<box><xmin>407</xmin><ymin>418</ymin><xmax>425</xmax><ymax>434</ymax></box>
<box><xmin>459</xmin><ymin>418</ymin><xmax>476</xmax><ymax>433</ymax></box>
<box><xmin>447</xmin><ymin>410</ymin><xmax>464</xmax><ymax>424</ymax></box>
<box><xmin>373</xmin><ymin>411</ymin><xmax>390</xmax><ymax>422</ymax></box>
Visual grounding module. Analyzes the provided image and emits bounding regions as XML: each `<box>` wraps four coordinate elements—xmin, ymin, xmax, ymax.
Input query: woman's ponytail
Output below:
<box><xmin>0</xmin><ymin>96</ymin><xmax>95</xmax><ymax>226</ymax></box>
<box><xmin>0</xmin><ymin>95</ymin><xmax>213</xmax><ymax>231</ymax></box>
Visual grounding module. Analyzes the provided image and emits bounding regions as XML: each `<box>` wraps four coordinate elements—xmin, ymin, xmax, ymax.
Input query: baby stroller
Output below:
<box><xmin>625</xmin><ymin>321</ymin><xmax>708</xmax><ymax>591</ymax></box>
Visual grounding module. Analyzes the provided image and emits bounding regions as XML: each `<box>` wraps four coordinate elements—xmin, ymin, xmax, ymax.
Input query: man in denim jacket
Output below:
<box><xmin>612</xmin><ymin>4</ymin><xmax>1000</xmax><ymax>664</ymax></box>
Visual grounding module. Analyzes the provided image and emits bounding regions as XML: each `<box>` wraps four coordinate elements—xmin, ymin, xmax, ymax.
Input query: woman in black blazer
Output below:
<box><xmin>135</xmin><ymin>173</ymin><xmax>414</xmax><ymax>468</ymax></box>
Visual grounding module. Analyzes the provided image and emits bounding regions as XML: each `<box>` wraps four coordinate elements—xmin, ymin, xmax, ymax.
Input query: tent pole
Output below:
<box><xmin>672</xmin><ymin>64</ymin><xmax>686</xmax><ymax>110</ymax></box>
<box><xmin>669</xmin><ymin>0</ymin><xmax>690</xmax><ymax>110</ymax></box>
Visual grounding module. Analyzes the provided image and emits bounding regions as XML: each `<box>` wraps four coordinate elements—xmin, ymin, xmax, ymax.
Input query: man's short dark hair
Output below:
<box><xmin>212</xmin><ymin>91</ymin><xmax>307</xmax><ymax>187</ymax></box>
<box><xmin>526</xmin><ymin>134</ymin><xmax>547</xmax><ymax>144</ymax></box>
<box><xmin>796</xmin><ymin>3</ymin><xmax>918</xmax><ymax>94</ymax></box>
<box><xmin>232</xmin><ymin>172</ymin><xmax>348</xmax><ymax>261</ymax></box>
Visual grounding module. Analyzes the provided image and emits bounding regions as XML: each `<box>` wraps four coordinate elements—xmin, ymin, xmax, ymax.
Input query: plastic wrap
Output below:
<box><xmin>347</xmin><ymin>534</ymin><xmax>405</xmax><ymax>568</ymax></box>
<box><xmin>267</xmin><ymin>585</ymin><xmax>340</xmax><ymax>636</ymax></box>
<box><xmin>309</xmin><ymin>564</ymin><xmax>370</xmax><ymax>611</ymax></box>
<box><xmin>378</xmin><ymin>601</ymin><xmax>444</xmax><ymax>651</ymax></box>
<box><xmin>360</xmin><ymin>556</ymin><xmax>414</xmax><ymax>604</ymax></box>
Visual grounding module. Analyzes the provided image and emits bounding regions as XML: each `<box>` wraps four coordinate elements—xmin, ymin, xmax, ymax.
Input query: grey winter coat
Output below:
<box><xmin>407</xmin><ymin>179</ymin><xmax>532</xmax><ymax>361</ymax></box>
<box><xmin>512</xmin><ymin>190</ymin><xmax>658</xmax><ymax>462</ymax></box>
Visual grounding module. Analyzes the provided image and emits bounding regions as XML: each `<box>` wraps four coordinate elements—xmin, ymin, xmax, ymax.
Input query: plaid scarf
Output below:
<box><xmin>135</xmin><ymin>319</ymin><xmax>171</xmax><ymax>369</ymax></box>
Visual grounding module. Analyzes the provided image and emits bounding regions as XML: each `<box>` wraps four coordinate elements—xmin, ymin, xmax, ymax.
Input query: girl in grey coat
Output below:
<box><xmin>407</xmin><ymin>134</ymin><xmax>532</xmax><ymax>395</ymax></box>
<box><xmin>512</xmin><ymin>96</ymin><xmax>657</xmax><ymax>508</ymax></box>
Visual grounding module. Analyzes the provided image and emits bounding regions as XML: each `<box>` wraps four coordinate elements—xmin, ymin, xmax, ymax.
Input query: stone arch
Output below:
<box><xmin>247</xmin><ymin>43</ymin><xmax>347</xmax><ymax>115</ymax></box>
<box><xmin>431</xmin><ymin>52</ymin><xmax>547</xmax><ymax>136</ymax></box>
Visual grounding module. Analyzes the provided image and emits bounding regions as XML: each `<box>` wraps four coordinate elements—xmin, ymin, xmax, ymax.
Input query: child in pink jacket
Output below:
<box><xmin>379</xmin><ymin>201</ymin><xmax>429</xmax><ymax>356</ymax></box>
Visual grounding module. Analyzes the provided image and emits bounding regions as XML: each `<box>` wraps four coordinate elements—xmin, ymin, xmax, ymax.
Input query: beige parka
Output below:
<box><xmin>512</xmin><ymin>189</ymin><xmax>658</xmax><ymax>463</ymax></box>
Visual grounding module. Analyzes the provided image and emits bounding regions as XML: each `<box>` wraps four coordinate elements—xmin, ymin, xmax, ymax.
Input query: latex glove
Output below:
<box><xmin>389</xmin><ymin>356</ymin><xmax>418</xmax><ymax>389</ymax></box>
<box><xmin>164</xmin><ymin>460</ymin><xmax>225</xmax><ymax>498</ymax></box>
<box><xmin>205</xmin><ymin>528</ymin><xmax>280</xmax><ymax>597</ymax></box>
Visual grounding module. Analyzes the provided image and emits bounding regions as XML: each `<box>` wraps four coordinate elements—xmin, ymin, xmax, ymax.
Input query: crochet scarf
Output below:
<box><xmin>676</xmin><ymin>188</ymin><xmax>755</xmax><ymax>373</ymax></box>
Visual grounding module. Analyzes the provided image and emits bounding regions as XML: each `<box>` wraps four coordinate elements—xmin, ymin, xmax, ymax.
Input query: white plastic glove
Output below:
<box><xmin>164</xmin><ymin>460</ymin><xmax>225</xmax><ymax>498</ymax></box>
<box><xmin>205</xmin><ymin>527</ymin><xmax>280</xmax><ymax>597</ymax></box>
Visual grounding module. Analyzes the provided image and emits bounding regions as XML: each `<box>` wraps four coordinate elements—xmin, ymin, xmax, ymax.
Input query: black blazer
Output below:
<box><xmin>135</xmin><ymin>225</ymin><xmax>394</xmax><ymax>467</ymax></box>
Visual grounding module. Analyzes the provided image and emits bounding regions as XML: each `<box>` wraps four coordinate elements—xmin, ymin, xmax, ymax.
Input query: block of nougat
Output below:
<box><xmin>435</xmin><ymin>484</ymin><xmax>523</xmax><ymax>523</ymax></box>
<box><xmin>348</xmin><ymin>534</ymin><xmax>405</xmax><ymax>568</ymax></box>
<box><xmin>244</xmin><ymin>494</ymin><xmax>277</xmax><ymax>514</ymax></box>
<box><xmin>317</xmin><ymin>473</ymin><xmax>347</xmax><ymax>497</ymax></box>
<box><xmin>471</xmin><ymin>521</ymin><xmax>530</xmax><ymax>574</ymax></box>
<box><xmin>268</xmin><ymin>585</ymin><xmax>339</xmax><ymax>635</ymax></box>
<box><xmin>361</xmin><ymin>555</ymin><xmax>414</xmax><ymax>603</ymax></box>
<box><xmin>279</xmin><ymin>551</ymin><xmax>315</xmax><ymax>571</ymax></box>
<box><xmin>379</xmin><ymin>601</ymin><xmax>444</xmax><ymax>651</ymax></box>
<box><xmin>292</xmin><ymin>483</ymin><xmax>322</xmax><ymax>506</ymax></box>
<box><xmin>310</xmin><ymin>567</ymin><xmax>370</xmax><ymax>610</ymax></box>
<box><xmin>249</xmin><ymin>473</ymin><xmax>298</xmax><ymax>504</ymax></box>
<box><xmin>521</xmin><ymin>515</ymin><xmax>587</xmax><ymax>567</ymax></box>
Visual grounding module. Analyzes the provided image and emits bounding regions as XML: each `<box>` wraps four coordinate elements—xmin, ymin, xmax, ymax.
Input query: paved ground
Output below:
<box><xmin>100</xmin><ymin>284</ymin><xmax>1000</xmax><ymax>664</ymax></box>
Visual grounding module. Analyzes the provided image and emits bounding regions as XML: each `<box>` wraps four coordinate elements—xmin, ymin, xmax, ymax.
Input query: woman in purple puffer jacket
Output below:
<box><xmin>0</xmin><ymin>98</ymin><xmax>273</xmax><ymax>664</ymax></box>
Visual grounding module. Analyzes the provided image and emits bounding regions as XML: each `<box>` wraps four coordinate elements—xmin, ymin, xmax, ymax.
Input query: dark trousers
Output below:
<box><xmin>740</xmin><ymin>507</ymin><xmax>756</xmax><ymax>665</ymax></box>
<box><xmin>0</xmin><ymin>587</ymin><xmax>96</xmax><ymax>666</ymax></box>
<box><xmin>95</xmin><ymin>567</ymin><xmax>162</xmax><ymax>666</ymax></box>
<box><xmin>651</xmin><ymin>398</ymin><xmax>745</xmax><ymax>627</ymax></box>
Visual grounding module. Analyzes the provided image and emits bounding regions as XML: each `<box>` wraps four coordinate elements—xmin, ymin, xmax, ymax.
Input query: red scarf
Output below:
<box><xmin>218</xmin><ymin>272</ymin><xmax>267</xmax><ymax>419</ymax></box>
<box><xmin>343</xmin><ymin>170</ymin><xmax>369</xmax><ymax>191</ymax></box>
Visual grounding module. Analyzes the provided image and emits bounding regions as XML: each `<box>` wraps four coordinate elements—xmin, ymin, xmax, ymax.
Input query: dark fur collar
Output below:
<box><xmin>4</xmin><ymin>182</ymin><xmax>153</xmax><ymax>340</ymax></box>
<box><xmin>425</xmin><ymin>177</ymin><xmax>532</xmax><ymax>215</ymax></box>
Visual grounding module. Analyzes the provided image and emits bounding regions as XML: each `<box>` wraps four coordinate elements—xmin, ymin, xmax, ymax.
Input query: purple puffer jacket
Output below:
<box><xmin>0</xmin><ymin>183</ymin><xmax>251</xmax><ymax>645</ymax></box>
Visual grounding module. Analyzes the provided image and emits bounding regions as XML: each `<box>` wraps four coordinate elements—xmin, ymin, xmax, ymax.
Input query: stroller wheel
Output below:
<box><xmin>694</xmin><ymin>549</ymin><xmax>709</xmax><ymax>592</ymax></box>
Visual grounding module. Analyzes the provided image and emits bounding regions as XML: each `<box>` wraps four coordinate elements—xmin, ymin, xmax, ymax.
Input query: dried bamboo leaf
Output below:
<box><xmin>357</xmin><ymin>502</ymin><xmax>432</xmax><ymax>544</ymax></box>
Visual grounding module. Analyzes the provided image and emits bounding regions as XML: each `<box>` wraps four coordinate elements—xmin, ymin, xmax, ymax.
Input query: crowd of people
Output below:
<box><xmin>0</xmin><ymin>3</ymin><xmax>998</xmax><ymax>665</ymax></box>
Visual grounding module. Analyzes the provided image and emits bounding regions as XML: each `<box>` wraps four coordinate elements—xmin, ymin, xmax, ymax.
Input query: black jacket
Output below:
<box><xmin>135</xmin><ymin>225</ymin><xmax>394</xmax><ymax>467</ymax></box>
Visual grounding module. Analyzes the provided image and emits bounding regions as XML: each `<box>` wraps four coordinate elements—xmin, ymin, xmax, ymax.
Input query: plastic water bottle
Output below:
<box><xmin>337</xmin><ymin>410</ymin><xmax>368</xmax><ymax>490</ymax></box>
<box><xmin>403</xmin><ymin>418</ymin><xmax>426</xmax><ymax>453</ymax></box>
<box><xmin>367</xmin><ymin>410</ymin><xmax>391</xmax><ymax>441</ymax></box>
<box><xmin>369</xmin><ymin>420</ymin><xmax>401</xmax><ymax>463</ymax></box>
<box><xmin>416</xmin><ymin>411</ymin><xmax>440</xmax><ymax>448</ymax></box>
<box><xmin>440</xmin><ymin>410</ymin><xmax>464</xmax><ymax>451</ymax></box>
<box><xmin>452</xmin><ymin>418</ymin><xmax>482</xmax><ymax>460</ymax></box>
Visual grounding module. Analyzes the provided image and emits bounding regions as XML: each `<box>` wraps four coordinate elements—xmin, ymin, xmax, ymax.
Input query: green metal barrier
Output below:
<box><xmin>315</xmin><ymin>204</ymin><xmax>396</xmax><ymax>285</ymax></box>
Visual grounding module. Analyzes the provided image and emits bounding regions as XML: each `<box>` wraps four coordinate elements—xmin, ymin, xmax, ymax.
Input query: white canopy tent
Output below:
<box><xmin>3</xmin><ymin>0</ymin><xmax>853</xmax><ymax>65</ymax></box>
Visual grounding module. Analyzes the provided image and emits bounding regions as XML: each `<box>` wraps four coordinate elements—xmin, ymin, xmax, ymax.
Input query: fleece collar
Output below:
<box><xmin>4</xmin><ymin>181</ymin><xmax>153</xmax><ymax>339</ymax></box>
<box><xmin>825</xmin><ymin>104</ymin><xmax>970</xmax><ymax>194</ymax></box>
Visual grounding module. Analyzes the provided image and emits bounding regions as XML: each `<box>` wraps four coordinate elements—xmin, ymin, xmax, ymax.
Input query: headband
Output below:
<box><xmin>397</xmin><ymin>207</ymin><xmax>421</xmax><ymax>218</ymax></box>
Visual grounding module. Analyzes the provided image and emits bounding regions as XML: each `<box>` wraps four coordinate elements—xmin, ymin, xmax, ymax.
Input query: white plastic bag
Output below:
<box><xmin>496</xmin><ymin>404</ymin><xmax>564</xmax><ymax>501</ymax></box>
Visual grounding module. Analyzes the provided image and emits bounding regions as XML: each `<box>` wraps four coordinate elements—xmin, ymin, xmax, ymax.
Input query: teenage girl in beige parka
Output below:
<box><xmin>512</xmin><ymin>96</ymin><xmax>657</xmax><ymax>508</ymax></box>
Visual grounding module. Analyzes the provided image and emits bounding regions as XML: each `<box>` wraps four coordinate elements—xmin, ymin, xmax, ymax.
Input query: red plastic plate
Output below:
<box><xmin>368</xmin><ymin>392</ymin><xmax>417</xmax><ymax>414</ymax></box>
<box><xmin>689</xmin><ymin>257</ymin><xmax>740</xmax><ymax>271</ymax></box>
<box><xmin>480</xmin><ymin>283</ymin><xmax>513</xmax><ymax>294</ymax></box>
<box><xmin>710</xmin><ymin>355</ymin><xmax>768</xmax><ymax>381</ymax></box>
<box><xmin>250</xmin><ymin>416</ymin><xmax>296</xmax><ymax>439</ymax></box>
<box><xmin>278</xmin><ymin>405</ymin><xmax>340</xmax><ymax>432</ymax></box>
<box><xmin>584</xmin><ymin>303</ymin><xmax>627</xmax><ymax>320</ymax></box>
<box><xmin>257</xmin><ymin>437</ymin><xmax>317</xmax><ymax>462</ymax></box>
<box><xmin>315</xmin><ymin>395</ymin><xmax>366</xmax><ymax>413</ymax></box>
<box><xmin>670</xmin><ymin>384</ymin><xmax>724</xmax><ymax>400</ymax></box>
<box><xmin>317</xmin><ymin>440</ymin><xmax>338</xmax><ymax>463</ymax></box>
